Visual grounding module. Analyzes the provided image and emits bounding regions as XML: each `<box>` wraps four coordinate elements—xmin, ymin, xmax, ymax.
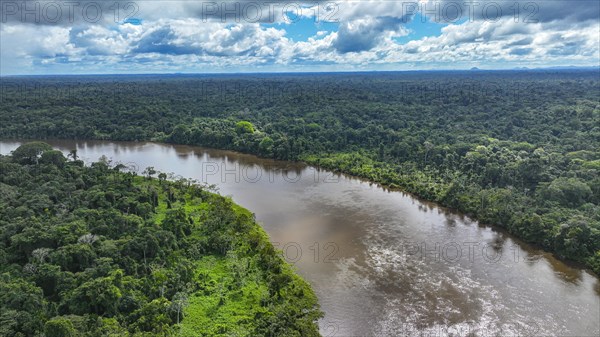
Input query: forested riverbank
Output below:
<box><xmin>0</xmin><ymin>142</ymin><xmax>322</xmax><ymax>336</ymax></box>
<box><xmin>1</xmin><ymin>71</ymin><xmax>599</xmax><ymax>275</ymax></box>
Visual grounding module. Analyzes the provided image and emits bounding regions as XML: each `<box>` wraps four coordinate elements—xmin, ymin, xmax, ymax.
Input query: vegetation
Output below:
<box><xmin>0</xmin><ymin>70</ymin><xmax>599</xmax><ymax>275</ymax></box>
<box><xmin>0</xmin><ymin>143</ymin><xmax>322</xmax><ymax>336</ymax></box>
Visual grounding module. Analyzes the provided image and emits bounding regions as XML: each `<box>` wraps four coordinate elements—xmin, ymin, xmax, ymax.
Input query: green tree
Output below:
<box><xmin>259</xmin><ymin>136</ymin><xmax>274</xmax><ymax>155</ymax></box>
<box><xmin>45</xmin><ymin>317</ymin><xmax>76</xmax><ymax>337</ymax></box>
<box><xmin>67</xmin><ymin>271</ymin><xmax>123</xmax><ymax>315</ymax></box>
<box><xmin>40</xmin><ymin>150</ymin><xmax>67</xmax><ymax>167</ymax></box>
<box><xmin>235</xmin><ymin>121</ymin><xmax>255</xmax><ymax>134</ymax></box>
<box><xmin>170</xmin><ymin>124</ymin><xmax>190</xmax><ymax>143</ymax></box>
<box><xmin>541</xmin><ymin>177</ymin><xmax>593</xmax><ymax>207</ymax></box>
<box><xmin>162</xmin><ymin>208</ymin><xmax>191</xmax><ymax>238</ymax></box>
<box><xmin>554</xmin><ymin>217</ymin><xmax>593</xmax><ymax>261</ymax></box>
<box><xmin>11</xmin><ymin>142</ymin><xmax>53</xmax><ymax>164</ymax></box>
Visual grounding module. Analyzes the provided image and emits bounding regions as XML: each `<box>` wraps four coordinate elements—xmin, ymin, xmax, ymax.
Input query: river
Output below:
<box><xmin>1</xmin><ymin>140</ymin><xmax>598</xmax><ymax>337</ymax></box>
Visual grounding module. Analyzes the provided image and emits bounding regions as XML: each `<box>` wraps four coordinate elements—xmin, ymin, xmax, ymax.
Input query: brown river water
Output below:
<box><xmin>1</xmin><ymin>140</ymin><xmax>598</xmax><ymax>337</ymax></box>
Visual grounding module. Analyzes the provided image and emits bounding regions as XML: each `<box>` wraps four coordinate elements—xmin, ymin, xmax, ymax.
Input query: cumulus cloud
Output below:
<box><xmin>0</xmin><ymin>0</ymin><xmax>337</xmax><ymax>26</ymax></box>
<box><xmin>1</xmin><ymin>0</ymin><xmax>598</xmax><ymax>73</ymax></box>
<box><xmin>332</xmin><ymin>16</ymin><xmax>409</xmax><ymax>53</ymax></box>
<box><xmin>133</xmin><ymin>25</ymin><xmax>200</xmax><ymax>55</ymax></box>
<box><xmin>0</xmin><ymin>0</ymin><xmax>142</xmax><ymax>25</ymax></box>
<box><xmin>420</xmin><ymin>0</ymin><xmax>600</xmax><ymax>23</ymax></box>
<box><xmin>70</xmin><ymin>25</ymin><xmax>133</xmax><ymax>55</ymax></box>
<box><xmin>382</xmin><ymin>17</ymin><xmax>600</xmax><ymax>65</ymax></box>
<box><xmin>0</xmin><ymin>24</ymin><xmax>75</xmax><ymax>58</ymax></box>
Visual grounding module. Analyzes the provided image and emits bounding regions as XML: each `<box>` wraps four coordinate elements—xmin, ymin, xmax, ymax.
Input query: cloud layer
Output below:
<box><xmin>1</xmin><ymin>0</ymin><xmax>598</xmax><ymax>74</ymax></box>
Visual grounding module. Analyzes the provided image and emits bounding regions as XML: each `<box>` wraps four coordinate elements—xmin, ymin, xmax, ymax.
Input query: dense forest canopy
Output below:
<box><xmin>0</xmin><ymin>70</ymin><xmax>599</xmax><ymax>275</ymax></box>
<box><xmin>0</xmin><ymin>143</ymin><xmax>322</xmax><ymax>336</ymax></box>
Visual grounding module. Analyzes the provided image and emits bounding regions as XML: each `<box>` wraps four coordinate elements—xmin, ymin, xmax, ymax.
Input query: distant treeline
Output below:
<box><xmin>1</xmin><ymin>70</ymin><xmax>599</xmax><ymax>274</ymax></box>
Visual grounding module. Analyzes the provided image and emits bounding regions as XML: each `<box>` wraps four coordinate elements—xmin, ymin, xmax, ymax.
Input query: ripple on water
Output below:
<box><xmin>365</xmin><ymin>242</ymin><xmax>565</xmax><ymax>337</ymax></box>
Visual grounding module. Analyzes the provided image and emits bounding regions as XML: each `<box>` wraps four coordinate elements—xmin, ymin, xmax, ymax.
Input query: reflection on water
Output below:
<box><xmin>1</xmin><ymin>140</ymin><xmax>599</xmax><ymax>337</ymax></box>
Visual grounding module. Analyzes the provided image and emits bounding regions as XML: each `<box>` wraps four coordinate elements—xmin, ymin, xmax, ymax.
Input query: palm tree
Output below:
<box><xmin>68</xmin><ymin>149</ymin><xmax>78</xmax><ymax>161</ymax></box>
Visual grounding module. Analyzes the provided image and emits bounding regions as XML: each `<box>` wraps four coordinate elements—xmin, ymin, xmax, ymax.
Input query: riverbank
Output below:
<box><xmin>148</xmin><ymin>174</ymin><xmax>323</xmax><ymax>336</ymax></box>
<box><xmin>2</xmin><ymin>139</ymin><xmax>598</xmax><ymax>336</ymax></box>
<box><xmin>299</xmin><ymin>152</ymin><xmax>600</xmax><ymax>275</ymax></box>
<box><xmin>170</xmin><ymin>132</ymin><xmax>600</xmax><ymax>278</ymax></box>
<box><xmin>0</xmin><ymin>143</ymin><xmax>322</xmax><ymax>336</ymax></box>
<box><xmin>3</xmin><ymin>136</ymin><xmax>599</xmax><ymax>277</ymax></box>
<box><xmin>1</xmin><ymin>72</ymin><xmax>598</xmax><ymax>279</ymax></box>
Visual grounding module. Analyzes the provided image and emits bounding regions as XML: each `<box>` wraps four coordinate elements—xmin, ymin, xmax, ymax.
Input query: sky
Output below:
<box><xmin>1</xmin><ymin>0</ymin><xmax>599</xmax><ymax>75</ymax></box>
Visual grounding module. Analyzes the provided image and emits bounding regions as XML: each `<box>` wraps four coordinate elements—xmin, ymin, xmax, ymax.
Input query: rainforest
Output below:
<box><xmin>0</xmin><ymin>142</ymin><xmax>322</xmax><ymax>336</ymax></box>
<box><xmin>1</xmin><ymin>70</ymin><xmax>599</xmax><ymax>276</ymax></box>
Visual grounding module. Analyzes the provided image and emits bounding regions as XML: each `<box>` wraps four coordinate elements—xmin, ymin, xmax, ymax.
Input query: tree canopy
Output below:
<box><xmin>1</xmin><ymin>70</ymin><xmax>599</xmax><ymax>274</ymax></box>
<box><xmin>0</xmin><ymin>144</ymin><xmax>322</xmax><ymax>336</ymax></box>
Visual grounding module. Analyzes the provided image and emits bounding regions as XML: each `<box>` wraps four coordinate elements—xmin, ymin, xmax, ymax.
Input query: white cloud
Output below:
<box><xmin>381</xmin><ymin>18</ymin><xmax>600</xmax><ymax>65</ymax></box>
<box><xmin>1</xmin><ymin>1</ymin><xmax>598</xmax><ymax>74</ymax></box>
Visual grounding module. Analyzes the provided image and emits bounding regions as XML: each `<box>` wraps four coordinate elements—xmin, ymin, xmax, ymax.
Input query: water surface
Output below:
<box><xmin>1</xmin><ymin>140</ymin><xmax>598</xmax><ymax>336</ymax></box>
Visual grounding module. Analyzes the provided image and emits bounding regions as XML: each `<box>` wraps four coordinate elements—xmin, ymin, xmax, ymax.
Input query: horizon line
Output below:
<box><xmin>2</xmin><ymin>65</ymin><xmax>599</xmax><ymax>78</ymax></box>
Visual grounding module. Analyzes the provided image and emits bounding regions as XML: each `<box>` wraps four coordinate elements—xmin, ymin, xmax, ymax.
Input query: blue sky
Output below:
<box><xmin>1</xmin><ymin>1</ymin><xmax>599</xmax><ymax>75</ymax></box>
